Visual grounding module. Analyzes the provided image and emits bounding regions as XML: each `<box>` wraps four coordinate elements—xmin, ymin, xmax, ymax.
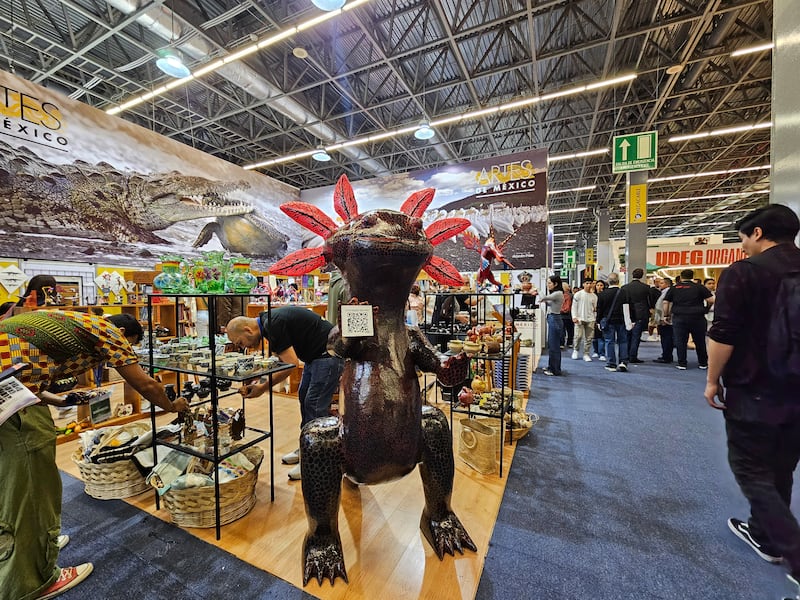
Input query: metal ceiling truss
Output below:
<box><xmin>1</xmin><ymin>0</ymin><xmax>773</xmax><ymax>244</ymax></box>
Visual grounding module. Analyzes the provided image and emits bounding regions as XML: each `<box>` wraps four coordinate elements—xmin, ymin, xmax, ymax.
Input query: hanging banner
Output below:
<box><xmin>651</xmin><ymin>244</ymin><xmax>747</xmax><ymax>267</ymax></box>
<box><xmin>0</xmin><ymin>69</ymin><xmax>299</xmax><ymax>268</ymax></box>
<box><xmin>301</xmin><ymin>149</ymin><xmax>549</xmax><ymax>270</ymax></box>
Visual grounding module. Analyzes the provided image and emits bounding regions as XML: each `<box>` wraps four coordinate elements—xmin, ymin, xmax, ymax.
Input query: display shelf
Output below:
<box><xmin>145</xmin><ymin>292</ymin><xmax>286</xmax><ymax>539</ymax></box>
<box><xmin>426</xmin><ymin>291</ymin><xmax>518</xmax><ymax>477</ymax></box>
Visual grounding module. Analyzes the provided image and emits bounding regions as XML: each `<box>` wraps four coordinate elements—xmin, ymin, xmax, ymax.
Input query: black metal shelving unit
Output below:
<box><xmin>423</xmin><ymin>291</ymin><xmax>519</xmax><ymax>477</ymax></box>
<box><xmin>143</xmin><ymin>292</ymin><xmax>294</xmax><ymax>539</ymax></box>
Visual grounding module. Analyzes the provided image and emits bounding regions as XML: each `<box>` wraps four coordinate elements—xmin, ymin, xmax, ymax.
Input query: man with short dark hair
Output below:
<box><xmin>663</xmin><ymin>268</ymin><xmax>713</xmax><ymax>370</ymax></box>
<box><xmin>652</xmin><ymin>277</ymin><xmax>674</xmax><ymax>363</ymax></box>
<box><xmin>621</xmin><ymin>267</ymin><xmax>651</xmax><ymax>363</ymax></box>
<box><xmin>596</xmin><ymin>272</ymin><xmax>633</xmax><ymax>372</ymax></box>
<box><xmin>704</xmin><ymin>204</ymin><xmax>800</xmax><ymax>598</ymax></box>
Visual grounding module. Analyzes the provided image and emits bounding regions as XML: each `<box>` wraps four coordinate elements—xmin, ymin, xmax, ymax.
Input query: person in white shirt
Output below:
<box><xmin>571</xmin><ymin>278</ymin><xmax>598</xmax><ymax>361</ymax></box>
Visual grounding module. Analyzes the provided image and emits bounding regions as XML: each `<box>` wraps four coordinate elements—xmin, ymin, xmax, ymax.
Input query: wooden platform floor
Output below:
<box><xmin>55</xmin><ymin>384</ymin><xmax>518</xmax><ymax>600</ymax></box>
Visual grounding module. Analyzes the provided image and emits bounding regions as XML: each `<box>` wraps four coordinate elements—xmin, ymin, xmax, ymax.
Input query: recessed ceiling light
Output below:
<box><xmin>312</xmin><ymin>145</ymin><xmax>332</xmax><ymax>162</ymax></box>
<box><xmin>292</xmin><ymin>47</ymin><xmax>309</xmax><ymax>59</ymax></box>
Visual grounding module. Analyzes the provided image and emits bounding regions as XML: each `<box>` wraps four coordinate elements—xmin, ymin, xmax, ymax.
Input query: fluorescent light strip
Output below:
<box><xmin>648</xmin><ymin>164</ymin><xmax>770</xmax><ymax>183</ymax></box>
<box><xmin>611</xmin><ymin>208</ymin><xmax>754</xmax><ymax>222</ymax></box>
<box><xmin>106</xmin><ymin>0</ymin><xmax>369</xmax><ymax>116</ymax></box>
<box><xmin>553</xmin><ymin>232</ymin><xmax>578</xmax><ymax>236</ymax></box>
<box><xmin>549</xmin><ymin>207</ymin><xmax>588</xmax><ymax>214</ymax></box>
<box><xmin>548</xmin><ymin>185</ymin><xmax>596</xmax><ymax>195</ymax></box>
<box><xmin>551</xmin><ymin>222</ymin><xmax>583</xmax><ymax>227</ymax></box>
<box><xmin>245</xmin><ymin>73</ymin><xmax>637</xmax><ymax>169</ymax></box>
<box><xmin>731</xmin><ymin>42</ymin><xmax>774</xmax><ymax>57</ymax></box>
<box><xmin>668</xmin><ymin>122</ymin><xmax>771</xmax><ymax>143</ymax></box>
<box><xmin>617</xmin><ymin>189</ymin><xmax>770</xmax><ymax>207</ymax></box>
<box><xmin>548</xmin><ymin>148</ymin><xmax>609</xmax><ymax>162</ymax></box>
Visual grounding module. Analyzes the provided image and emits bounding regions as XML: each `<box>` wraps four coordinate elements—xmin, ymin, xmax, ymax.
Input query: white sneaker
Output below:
<box><xmin>281</xmin><ymin>449</ymin><xmax>300</xmax><ymax>465</ymax></box>
<box><xmin>571</xmin><ymin>350</ymin><xmax>579</xmax><ymax>360</ymax></box>
<box><xmin>57</xmin><ymin>534</ymin><xmax>69</xmax><ymax>550</ymax></box>
<box><xmin>583</xmin><ymin>355</ymin><xmax>592</xmax><ymax>362</ymax></box>
<box><xmin>591</xmin><ymin>352</ymin><xmax>599</xmax><ymax>358</ymax></box>
<box><xmin>599</xmin><ymin>356</ymin><xmax>606</xmax><ymax>361</ymax></box>
<box><xmin>288</xmin><ymin>464</ymin><xmax>301</xmax><ymax>480</ymax></box>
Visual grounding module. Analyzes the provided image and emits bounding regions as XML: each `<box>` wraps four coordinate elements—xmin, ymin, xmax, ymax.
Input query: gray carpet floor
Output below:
<box><xmin>476</xmin><ymin>338</ymin><xmax>799</xmax><ymax>600</ymax></box>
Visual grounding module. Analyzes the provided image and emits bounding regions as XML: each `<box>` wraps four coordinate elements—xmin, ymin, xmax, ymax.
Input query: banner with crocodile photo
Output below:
<box><xmin>0</xmin><ymin>69</ymin><xmax>301</xmax><ymax>269</ymax></box>
<box><xmin>300</xmin><ymin>149</ymin><xmax>548</xmax><ymax>271</ymax></box>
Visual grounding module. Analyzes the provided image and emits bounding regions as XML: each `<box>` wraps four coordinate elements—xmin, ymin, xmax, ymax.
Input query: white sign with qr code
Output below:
<box><xmin>340</xmin><ymin>304</ymin><xmax>375</xmax><ymax>337</ymax></box>
<box><xmin>0</xmin><ymin>376</ymin><xmax>40</xmax><ymax>426</ymax></box>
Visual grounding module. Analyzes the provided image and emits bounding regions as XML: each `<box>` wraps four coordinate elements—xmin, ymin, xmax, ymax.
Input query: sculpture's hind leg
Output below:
<box><xmin>300</xmin><ymin>416</ymin><xmax>347</xmax><ymax>585</ymax></box>
<box><xmin>418</xmin><ymin>405</ymin><xmax>477</xmax><ymax>558</ymax></box>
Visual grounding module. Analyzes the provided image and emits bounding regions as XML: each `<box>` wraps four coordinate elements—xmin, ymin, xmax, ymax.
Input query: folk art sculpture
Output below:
<box><xmin>270</xmin><ymin>175</ymin><xmax>476</xmax><ymax>585</ymax></box>
<box><xmin>461</xmin><ymin>228</ymin><xmax>516</xmax><ymax>289</ymax></box>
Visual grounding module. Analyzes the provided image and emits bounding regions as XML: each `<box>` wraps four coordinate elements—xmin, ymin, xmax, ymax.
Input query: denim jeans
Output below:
<box><xmin>546</xmin><ymin>313</ymin><xmax>564</xmax><ymax>374</ymax></box>
<box><xmin>657</xmin><ymin>323</ymin><xmax>674</xmax><ymax>361</ymax></box>
<box><xmin>672</xmin><ymin>315</ymin><xmax>708</xmax><ymax>367</ymax></box>
<box><xmin>298</xmin><ymin>355</ymin><xmax>344</xmax><ymax>427</ymax></box>
<box><xmin>592</xmin><ymin>327</ymin><xmax>606</xmax><ymax>357</ymax></box>
<box><xmin>603</xmin><ymin>322</ymin><xmax>628</xmax><ymax>367</ymax></box>
<box><xmin>627</xmin><ymin>317</ymin><xmax>649</xmax><ymax>359</ymax></box>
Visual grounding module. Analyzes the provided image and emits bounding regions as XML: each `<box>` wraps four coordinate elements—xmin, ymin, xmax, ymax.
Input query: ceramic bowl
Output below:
<box><xmin>447</xmin><ymin>340</ymin><xmax>464</xmax><ymax>353</ymax></box>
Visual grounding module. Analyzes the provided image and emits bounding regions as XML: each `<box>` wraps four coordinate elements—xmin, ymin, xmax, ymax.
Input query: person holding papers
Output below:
<box><xmin>0</xmin><ymin>311</ymin><xmax>188</xmax><ymax>600</ymax></box>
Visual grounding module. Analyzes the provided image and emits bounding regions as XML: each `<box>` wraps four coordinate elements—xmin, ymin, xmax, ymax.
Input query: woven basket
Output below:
<box><xmin>458</xmin><ymin>418</ymin><xmax>498</xmax><ymax>474</ymax></box>
<box><xmin>72</xmin><ymin>450</ymin><xmax>149</xmax><ymax>500</ymax></box>
<box><xmin>162</xmin><ymin>446</ymin><xmax>263</xmax><ymax>529</ymax></box>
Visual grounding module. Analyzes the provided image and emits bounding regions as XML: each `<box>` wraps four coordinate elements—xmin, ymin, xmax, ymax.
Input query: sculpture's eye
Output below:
<box><xmin>362</xmin><ymin>214</ymin><xmax>378</xmax><ymax>227</ymax></box>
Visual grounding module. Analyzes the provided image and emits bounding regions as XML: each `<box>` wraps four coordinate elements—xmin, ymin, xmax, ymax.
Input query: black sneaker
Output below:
<box><xmin>676</xmin><ymin>364</ymin><xmax>687</xmax><ymax>370</ymax></box>
<box><xmin>698</xmin><ymin>364</ymin><xmax>708</xmax><ymax>370</ymax></box>
<box><xmin>628</xmin><ymin>358</ymin><xmax>643</xmax><ymax>364</ymax></box>
<box><xmin>653</xmin><ymin>357</ymin><xmax>672</xmax><ymax>363</ymax></box>
<box><xmin>617</xmin><ymin>363</ymin><xmax>628</xmax><ymax>372</ymax></box>
<box><xmin>727</xmin><ymin>518</ymin><xmax>782</xmax><ymax>563</ymax></box>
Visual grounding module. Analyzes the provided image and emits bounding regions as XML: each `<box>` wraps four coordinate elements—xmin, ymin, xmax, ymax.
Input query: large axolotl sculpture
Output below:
<box><xmin>270</xmin><ymin>174</ymin><xmax>476</xmax><ymax>585</ymax></box>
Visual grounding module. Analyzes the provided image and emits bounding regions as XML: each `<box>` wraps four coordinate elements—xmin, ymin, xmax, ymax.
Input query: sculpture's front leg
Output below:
<box><xmin>300</xmin><ymin>416</ymin><xmax>347</xmax><ymax>585</ymax></box>
<box><xmin>418</xmin><ymin>406</ymin><xmax>477</xmax><ymax>558</ymax></box>
<box><xmin>408</xmin><ymin>327</ymin><xmax>469</xmax><ymax>387</ymax></box>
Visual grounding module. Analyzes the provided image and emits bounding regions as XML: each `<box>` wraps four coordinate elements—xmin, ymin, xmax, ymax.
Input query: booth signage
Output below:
<box><xmin>627</xmin><ymin>184</ymin><xmax>647</xmax><ymax>224</ymax></box>
<box><xmin>563</xmin><ymin>249</ymin><xmax>576</xmax><ymax>267</ymax></box>
<box><xmin>649</xmin><ymin>244</ymin><xmax>747</xmax><ymax>267</ymax></box>
<box><xmin>613</xmin><ymin>131</ymin><xmax>658</xmax><ymax>173</ymax></box>
<box><xmin>585</xmin><ymin>248</ymin><xmax>596</xmax><ymax>264</ymax></box>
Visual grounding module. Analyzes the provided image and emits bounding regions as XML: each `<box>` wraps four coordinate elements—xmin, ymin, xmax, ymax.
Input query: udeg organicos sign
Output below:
<box><xmin>1</xmin><ymin>84</ymin><xmax>68</xmax><ymax>150</ymax></box>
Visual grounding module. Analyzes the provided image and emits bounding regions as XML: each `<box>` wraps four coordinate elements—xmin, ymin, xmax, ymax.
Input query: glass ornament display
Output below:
<box><xmin>153</xmin><ymin>256</ymin><xmax>189</xmax><ymax>293</ymax></box>
<box><xmin>227</xmin><ymin>257</ymin><xmax>258</xmax><ymax>293</ymax></box>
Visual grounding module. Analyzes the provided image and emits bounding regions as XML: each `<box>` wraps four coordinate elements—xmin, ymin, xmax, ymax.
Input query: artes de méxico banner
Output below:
<box><xmin>301</xmin><ymin>149</ymin><xmax>549</xmax><ymax>271</ymax></box>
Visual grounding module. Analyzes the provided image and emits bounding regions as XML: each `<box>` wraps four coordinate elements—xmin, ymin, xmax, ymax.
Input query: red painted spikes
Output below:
<box><xmin>269</xmin><ymin>248</ymin><xmax>327</xmax><ymax>275</ymax></box>
<box><xmin>400</xmin><ymin>188</ymin><xmax>435</xmax><ymax>217</ymax></box>
<box><xmin>425</xmin><ymin>218</ymin><xmax>470</xmax><ymax>246</ymax></box>
<box><xmin>461</xmin><ymin>230</ymin><xmax>482</xmax><ymax>252</ymax></box>
<box><xmin>423</xmin><ymin>255</ymin><xmax>464</xmax><ymax>286</ymax></box>
<box><xmin>333</xmin><ymin>175</ymin><xmax>359</xmax><ymax>223</ymax></box>
<box><xmin>280</xmin><ymin>202</ymin><xmax>338</xmax><ymax>239</ymax></box>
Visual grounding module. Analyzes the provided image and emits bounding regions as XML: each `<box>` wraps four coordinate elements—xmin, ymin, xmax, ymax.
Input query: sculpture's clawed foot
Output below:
<box><xmin>420</xmin><ymin>510</ymin><xmax>478</xmax><ymax>559</ymax></box>
<box><xmin>303</xmin><ymin>532</ymin><xmax>348</xmax><ymax>586</ymax></box>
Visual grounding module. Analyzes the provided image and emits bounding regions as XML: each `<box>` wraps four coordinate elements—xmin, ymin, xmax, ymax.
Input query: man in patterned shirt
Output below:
<box><xmin>0</xmin><ymin>311</ymin><xmax>188</xmax><ymax>600</ymax></box>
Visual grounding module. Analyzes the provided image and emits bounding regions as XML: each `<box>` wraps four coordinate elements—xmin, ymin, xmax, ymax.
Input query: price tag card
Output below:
<box><xmin>340</xmin><ymin>304</ymin><xmax>374</xmax><ymax>338</ymax></box>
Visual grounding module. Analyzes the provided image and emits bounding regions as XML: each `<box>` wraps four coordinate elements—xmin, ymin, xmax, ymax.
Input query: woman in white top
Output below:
<box><xmin>539</xmin><ymin>274</ymin><xmax>565</xmax><ymax>375</ymax></box>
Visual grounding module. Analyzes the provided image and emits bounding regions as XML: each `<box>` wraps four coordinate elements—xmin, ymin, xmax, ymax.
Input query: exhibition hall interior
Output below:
<box><xmin>1</xmin><ymin>0</ymin><xmax>797</xmax><ymax>599</ymax></box>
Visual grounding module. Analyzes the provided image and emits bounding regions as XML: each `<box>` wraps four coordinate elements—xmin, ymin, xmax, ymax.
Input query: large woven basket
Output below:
<box><xmin>72</xmin><ymin>450</ymin><xmax>149</xmax><ymax>499</ymax></box>
<box><xmin>162</xmin><ymin>446</ymin><xmax>264</xmax><ymax>529</ymax></box>
<box><xmin>458</xmin><ymin>418</ymin><xmax>498</xmax><ymax>474</ymax></box>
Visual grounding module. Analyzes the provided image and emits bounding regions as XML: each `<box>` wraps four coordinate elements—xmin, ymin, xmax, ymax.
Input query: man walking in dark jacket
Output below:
<box><xmin>596</xmin><ymin>272</ymin><xmax>632</xmax><ymax>372</ymax></box>
<box><xmin>622</xmin><ymin>267</ymin><xmax>652</xmax><ymax>363</ymax></box>
<box><xmin>663</xmin><ymin>268</ymin><xmax>713</xmax><ymax>370</ymax></box>
<box><xmin>704</xmin><ymin>204</ymin><xmax>800</xmax><ymax>600</ymax></box>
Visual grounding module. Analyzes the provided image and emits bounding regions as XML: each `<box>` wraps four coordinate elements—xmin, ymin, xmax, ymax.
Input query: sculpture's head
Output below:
<box><xmin>270</xmin><ymin>175</ymin><xmax>470</xmax><ymax>290</ymax></box>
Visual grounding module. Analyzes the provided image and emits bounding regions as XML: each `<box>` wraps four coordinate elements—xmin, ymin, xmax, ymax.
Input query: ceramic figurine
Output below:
<box><xmin>270</xmin><ymin>174</ymin><xmax>476</xmax><ymax>585</ymax></box>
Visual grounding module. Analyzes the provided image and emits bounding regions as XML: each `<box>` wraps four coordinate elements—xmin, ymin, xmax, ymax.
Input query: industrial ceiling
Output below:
<box><xmin>0</xmin><ymin>0</ymin><xmax>773</xmax><ymax>252</ymax></box>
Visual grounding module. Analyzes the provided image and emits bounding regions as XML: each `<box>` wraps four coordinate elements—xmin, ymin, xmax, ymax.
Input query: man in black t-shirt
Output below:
<box><xmin>663</xmin><ymin>268</ymin><xmax>714</xmax><ymax>370</ymax></box>
<box><xmin>226</xmin><ymin>307</ymin><xmax>344</xmax><ymax>480</ymax></box>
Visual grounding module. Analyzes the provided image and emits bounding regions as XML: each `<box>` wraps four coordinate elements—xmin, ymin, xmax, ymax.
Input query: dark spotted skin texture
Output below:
<box><xmin>300</xmin><ymin>209</ymin><xmax>476</xmax><ymax>586</ymax></box>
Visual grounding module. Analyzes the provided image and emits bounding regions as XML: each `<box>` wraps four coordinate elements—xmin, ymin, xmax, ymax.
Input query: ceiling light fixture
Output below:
<box><xmin>730</xmin><ymin>42</ymin><xmax>774</xmax><ymax>57</ymax></box>
<box><xmin>414</xmin><ymin>122</ymin><xmax>435</xmax><ymax>140</ymax></box>
<box><xmin>312</xmin><ymin>146</ymin><xmax>332</xmax><ymax>162</ymax></box>
<box><xmin>155</xmin><ymin>49</ymin><xmax>191</xmax><ymax>79</ymax></box>
<box><xmin>617</xmin><ymin>189</ymin><xmax>770</xmax><ymax>208</ymax></box>
<box><xmin>548</xmin><ymin>207</ymin><xmax>589</xmax><ymax>215</ymax></box>
<box><xmin>548</xmin><ymin>185</ymin><xmax>596</xmax><ymax>195</ymax></box>
<box><xmin>106</xmin><ymin>0</ymin><xmax>370</xmax><ymax>116</ymax></box>
<box><xmin>548</xmin><ymin>148</ymin><xmax>609</xmax><ymax>162</ymax></box>
<box><xmin>668</xmin><ymin>122</ymin><xmax>771</xmax><ymax>143</ymax></box>
<box><xmin>245</xmin><ymin>73</ymin><xmax>636</xmax><ymax>170</ymax></box>
<box><xmin>312</xmin><ymin>0</ymin><xmax>346</xmax><ymax>10</ymax></box>
<box><xmin>647</xmin><ymin>164</ymin><xmax>770</xmax><ymax>183</ymax></box>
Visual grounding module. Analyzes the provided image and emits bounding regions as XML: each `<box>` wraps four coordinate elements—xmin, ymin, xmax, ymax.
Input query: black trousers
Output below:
<box><xmin>726</xmin><ymin>416</ymin><xmax>800</xmax><ymax>576</ymax></box>
<box><xmin>657</xmin><ymin>323</ymin><xmax>673</xmax><ymax>361</ymax></box>
<box><xmin>672</xmin><ymin>315</ymin><xmax>707</xmax><ymax>367</ymax></box>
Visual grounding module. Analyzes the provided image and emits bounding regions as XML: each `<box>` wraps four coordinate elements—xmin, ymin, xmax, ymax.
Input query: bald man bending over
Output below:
<box><xmin>226</xmin><ymin>306</ymin><xmax>344</xmax><ymax>480</ymax></box>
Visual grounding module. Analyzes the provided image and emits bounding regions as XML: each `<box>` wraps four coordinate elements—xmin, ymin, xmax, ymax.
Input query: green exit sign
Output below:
<box><xmin>560</xmin><ymin>267</ymin><xmax>570</xmax><ymax>279</ymax></box>
<box><xmin>612</xmin><ymin>131</ymin><xmax>658</xmax><ymax>173</ymax></box>
<box><xmin>563</xmin><ymin>249</ymin><xmax>577</xmax><ymax>267</ymax></box>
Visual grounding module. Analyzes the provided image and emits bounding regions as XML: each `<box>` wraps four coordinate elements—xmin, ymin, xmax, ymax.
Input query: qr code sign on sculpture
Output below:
<box><xmin>340</xmin><ymin>304</ymin><xmax>374</xmax><ymax>337</ymax></box>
